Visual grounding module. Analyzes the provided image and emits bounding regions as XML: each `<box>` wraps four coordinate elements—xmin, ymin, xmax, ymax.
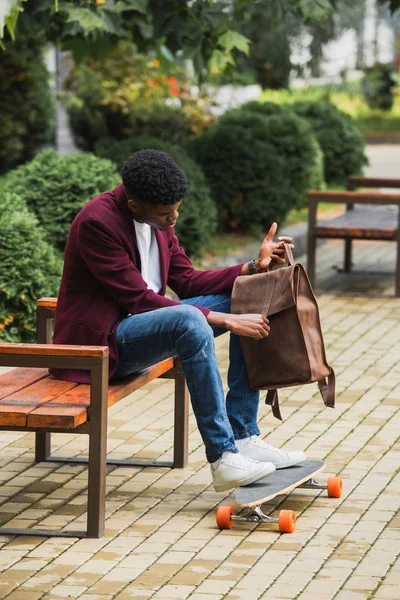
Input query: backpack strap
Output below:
<box><xmin>318</xmin><ymin>368</ymin><xmax>335</xmax><ymax>408</ymax></box>
<box><xmin>265</xmin><ymin>389</ymin><xmax>282</xmax><ymax>421</ymax></box>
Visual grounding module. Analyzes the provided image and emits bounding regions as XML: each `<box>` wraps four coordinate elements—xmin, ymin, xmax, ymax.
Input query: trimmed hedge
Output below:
<box><xmin>187</xmin><ymin>112</ymin><xmax>289</xmax><ymax>231</ymax></box>
<box><xmin>129</xmin><ymin>104</ymin><xmax>192</xmax><ymax>145</ymax></box>
<box><xmin>219</xmin><ymin>107</ymin><xmax>324</xmax><ymax>208</ymax></box>
<box><xmin>0</xmin><ymin>192</ymin><xmax>63</xmax><ymax>342</ymax></box>
<box><xmin>0</xmin><ymin>17</ymin><xmax>55</xmax><ymax>173</ymax></box>
<box><xmin>6</xmin><ymin>150</ymin><xmax>120</xmax><ymax>251</ymax></box>
<box><xmin>239</xmin><ymin>100</ymin><xmax>284</xmax><ymax>117</ymax></box>
<box><xmin>187</xmin><ymin>108</ymin><xmax>324</xmax><ymax>231</ymax></box>
<box><xmin>95</xmin><ymin>137</ymin><xmax>168</xmax><ymax>172</ymax></box>
<box><xmin>94</xmin><ymin>137</ymin><xmax>217</xmax><ymax>256</ymax></box>
<box><xmin>291</xmin><ymin>100</ymin><xmax>368</xmax><ymax>185</ymax></box>
<box><xmin>361</xmin><ymin>63</ymin><xmax>397</xmax><ymax>111</ymax></box>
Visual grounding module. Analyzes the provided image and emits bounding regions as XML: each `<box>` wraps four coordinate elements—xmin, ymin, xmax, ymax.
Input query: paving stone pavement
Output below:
<box><xmin>0</xmin><ymin>238</ymin><xmax>399</xmax><ymax>600</ymax></box>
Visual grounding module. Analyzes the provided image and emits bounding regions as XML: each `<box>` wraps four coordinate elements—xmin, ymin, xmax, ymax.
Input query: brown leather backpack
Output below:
<box><xmin>231</xmin><ymin>243</ymin><xmax>335</xmax><ymax>420</ymax></box>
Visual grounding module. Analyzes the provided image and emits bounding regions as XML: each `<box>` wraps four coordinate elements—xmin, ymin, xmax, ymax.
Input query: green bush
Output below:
<box><xmin>0</xmin><ymin>191</ymin><xmax>63</xmax><ymax>342</ymax></box>
<box><xmin>187</xmin><ymin>112</ymin><xmax>291</xmax><ymax>232</ymax></box>
<box><xmin>5</xmin><ymin>150</ymin><xmax>120</xmax><ymax>251</ymax></box>
<box><xmin>94</xmin><ymin>136</ymin><xmax>217</xmax><ymax>257</ymax></box>
<box><xmin>129</xmin><ymin>104</ymin><xmax>192</xmax><ymax>145</ymax></box>
<box><xmin>221</xmin><ymin>106</ymin><xmax>324</xmax><ymax>206</ymax></box>
<box><xmin>0</xmin><ymin>17</ymin><xmax>55</xmax><ymax>173</ymax></box>
<box><xmin>239</xmin><ymin>101</ymin><xmax>284</xmax><ymax>117</ymax></box>
<box><xmin>187</xmin><ymin>108</ymin><xmax>324</xmax><ymax>231</ymax></box>
<box><xmin>291</xmin><ymin>100</ymin><xmax>368</xmax><ymax>184</ymax></box>
<box><xmin>361</xmin><ymin>63</ymin><xmax>397</xmax><ymax>111</ymax></box>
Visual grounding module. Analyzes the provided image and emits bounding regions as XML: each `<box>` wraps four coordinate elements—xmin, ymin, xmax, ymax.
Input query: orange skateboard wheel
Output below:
<box><xmin>327</xmin><ymin>477</ymin><xmax>342</xmax><ymax>498</ymax></box>
<box><xmin>216</xmin><ymin>506</ymin><xmax>234</xmax><ymax>529</ymax></box>
<box><xmin>278</xmin><ymin>509</ymin><xmax>296</xmax><ymax>533</ymax></box>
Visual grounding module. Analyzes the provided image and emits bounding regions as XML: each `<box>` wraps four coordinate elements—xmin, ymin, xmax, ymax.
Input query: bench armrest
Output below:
<box><xmin>348</xmin><ymin>176</ymin><xmax>400</xmax><ymax>190</ymax></box>
<box><xmin>37</xmin><ymin>297</ymin><xmax>58</xmax><ymax>309</ymax></box>
<box><xmin>0</xmin><ymin>342</ymin><xmax>109</xmax><ymax>372</ymax></box>
<box><xmin>309</xmin><ymin>190</ymin><xmax>400</xmax><ymax>206</ymax></box>
<box><xmin>0</xmin><ymin>343</ymin><xmax>108</xmax><ymax>358</ymax></box>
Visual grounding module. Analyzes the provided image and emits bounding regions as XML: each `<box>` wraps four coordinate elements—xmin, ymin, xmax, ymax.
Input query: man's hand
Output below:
<box><xmin>239</xmin><ymin>223</ymin><xmax>294</xmax><ymax>276</ymax></box>
<box><xmin>207</xmin><ymin>311</ymin><xmax>270</xmax><ymax>340</ymax></box>
<box><xmin>255</xmin><ymin>222</ymin><xmax>294</xmax><ymax>272</ymax></box>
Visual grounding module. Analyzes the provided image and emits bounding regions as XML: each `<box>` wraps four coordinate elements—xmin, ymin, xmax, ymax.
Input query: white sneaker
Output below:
<box><xmin>236</xmin><ymin>435</ymin><xmax>306</xmax><ymax>469</ymax></box>
<box><xmin>211</xmin><ymin>451</ymin><xmax>275</xmax><ymax>492</ymax></box>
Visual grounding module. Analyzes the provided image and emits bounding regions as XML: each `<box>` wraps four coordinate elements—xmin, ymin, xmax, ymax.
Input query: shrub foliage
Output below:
<box><xmin>94</xmin><ymin>137</ymin><xmax>217</xmax><ymax>256</ymax></box>
<box><xmin>361</xmin><ymin>63</ymin><xmax>397</xmax><ymax>111</ymax></box>
<box><xmin>0</xmin><ymin>192</ymin><xmax>63</xmax><ymax>342</ymax></box>
<box><xmin>0</xmin><ymin>17</ymin><xmax>55</xmax><ymax>173</ymax></box>
<box><xmin>6</xmin><ymin>150</ymin><xmax>120</xmax><ymax>251</ymax></box>
<box><xmin>6</xmin><ymin>150</ymin><xmax>120</xmax><ymax>250</ymax></box>
<box><xmin>291</xmin><ymin>100</ymin><xmax>368</xmax><ymax>184</ymax></box>
<box><xmin>220</xmin><ymin>107</ymin><xmax>324</xmax><ymax>207</ymax></box>
<box><xmin>187</xmin><ymin>108</ymin><xmax>324</xmax><ymax>231</ymax></box>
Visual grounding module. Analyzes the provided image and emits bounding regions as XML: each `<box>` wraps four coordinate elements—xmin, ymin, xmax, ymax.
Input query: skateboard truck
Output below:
<box><xmin>216</xmin><ymin>473</ymin><xmax>342</xmax><ymax>533</ymax></box>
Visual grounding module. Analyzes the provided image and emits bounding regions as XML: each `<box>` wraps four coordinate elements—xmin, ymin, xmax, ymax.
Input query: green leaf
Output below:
<box><xmin>66</xmin><ymin>8</ymin><xmax>106</xmax><ymax>35</ymax></box>
<box><xmin>209</xmin><ymin>49</ymin><xmax>235</xmax><ymax>73</ymax></box>
<box><xmin>137</xmin><ymin>19</ymin><xmax>153</xmax><ymax>39</ymax></box>
<box><xmin>298</xmin><ymin>0</ymin><xmax>333</xmax><ymax>21</ymax></box>
<box><xmin>217</xmin><ymin>30</ymin><xmax>250</xmax><ymax>56</ymax></box>
<box><xmin>0</xmin><ymin>0</ymin><xmax>27</xmax><ymax>41</ymax></box>
<box><xmin>159</xmin><ymin>44</ymin><xmax>175</xmax><ymax>62</ymax></box>
<box><xmin>117</xmin><ymin>0</ymin><xmax>148</xmax><ymax>14</ymax></box>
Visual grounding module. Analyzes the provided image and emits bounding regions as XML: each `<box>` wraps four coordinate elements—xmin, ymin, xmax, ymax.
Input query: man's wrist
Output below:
<box><xmin>247</xmin><ymin>258</ymin><xmax>263</xmax><ymax>275</ymax></box>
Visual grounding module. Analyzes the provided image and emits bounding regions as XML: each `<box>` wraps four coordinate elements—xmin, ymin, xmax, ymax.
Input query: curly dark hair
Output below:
<box><xmin>121</xmin><ymin>149</ymin><xmax>188</xmax><ymax>205</ymax></box>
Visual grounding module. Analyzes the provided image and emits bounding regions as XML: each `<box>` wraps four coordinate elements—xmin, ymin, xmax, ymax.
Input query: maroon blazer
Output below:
<box><xmin>51</xmin><ymin>183</ymin><xmax>243</xmax><ymax>383</ymax></box>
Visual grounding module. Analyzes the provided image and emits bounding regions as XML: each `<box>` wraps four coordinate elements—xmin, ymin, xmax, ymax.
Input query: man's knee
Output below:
<box><xmin>176</xmin><ymin>305</ymin><xmax>212</xmax><ymax>339</ymax></box>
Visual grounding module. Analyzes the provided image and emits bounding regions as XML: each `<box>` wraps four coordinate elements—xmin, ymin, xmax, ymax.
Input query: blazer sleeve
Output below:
<box><xmin>78</xmin><ymin>218</ymin><xmax>210</xmax><ymax>317</ymax></box>
<box><xmin>167</xmin><ymin>232</ymin><xmax>243</xmax><ymax>299</ymax></box>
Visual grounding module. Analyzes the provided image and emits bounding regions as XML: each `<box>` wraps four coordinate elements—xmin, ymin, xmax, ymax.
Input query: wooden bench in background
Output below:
<box><xmin>307</xmin><ymin>176</ymin><xmax>400</xmax><ymax>297</ymax></box>
<box><xmin>0</xmin><ymin>298</ymin><xmax>189</xmax><ymax>538</ymax></box>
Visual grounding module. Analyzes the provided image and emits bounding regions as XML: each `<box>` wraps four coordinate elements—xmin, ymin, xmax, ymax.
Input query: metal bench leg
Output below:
<box><xmin>307</xmin><ymin>230</ymin><xmax>317</xmax><ymax>288</ymax></box>
<box><xmin>396</xmin><ymin>212</ymin><xmax>400</xmax><ymax>297</ymax></box>
<box><xmin>173</xmin><ymin>361</ymin><xmax>189</xmax><ymax>468</ymax></box>
<box><xmin>307</xmin><ymin>197</ymin><xmax>317</xmax><ymax>288</ymax></box>
<box><xmin>344</xmin><ymin>238</ymin><xmax>352</xmax><ymax>272</ymax></box>
<box><xmin>87</xmin><ymin>360</ymin><xmax>108</xmax><ymax>538</ymax></box>
<box><xmin>35</xmin><ymin>432</ymin><xmax>51</xmax><ymax>461</ymax></box>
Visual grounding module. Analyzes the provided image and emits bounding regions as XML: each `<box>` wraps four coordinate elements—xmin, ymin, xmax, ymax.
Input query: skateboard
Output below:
<box><xmin>216</xmin><ymin>460</ymin><xmax>342</xmax><ymax>533</ymax></box>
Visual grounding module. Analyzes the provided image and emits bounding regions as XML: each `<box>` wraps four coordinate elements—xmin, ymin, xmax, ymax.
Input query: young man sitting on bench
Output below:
<box><xmin>51</xmin><ymin>149</ymin><xmax>305</xmax><ymax>492</ymax></box>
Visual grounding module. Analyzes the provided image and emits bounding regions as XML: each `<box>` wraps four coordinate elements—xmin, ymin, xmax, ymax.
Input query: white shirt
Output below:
<box><xmin>133</xmin><ymin>220</ymin><xmax>162</xmax><ymax>294</ymax></box>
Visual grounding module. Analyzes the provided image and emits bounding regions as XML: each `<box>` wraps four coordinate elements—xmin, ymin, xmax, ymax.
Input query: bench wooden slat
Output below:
<box><xmin>27</xmin><ymin>406</ymin><xmax>88</xmax><ymax>429</ymax></box>
<box><xmin>108</xmin><ymin>358</ymin><xmax>175</xmax><ymax>408</ymax></box>
<box><xmin>0</xmin><ymin>368</ymin><xmax>49</xmax><ymax>401</ymax></box>
<box><xmin>0</xmin><ymin>376</ymin><xmax>79</xmax><ymax>427</ymax></box>
<box><xmin>315</xmin><ymin>205</ymin><xmax>397</xmax><ymax>240</ymax></box>
<box><xmin>0</xmin><ymin>358</ymin><xmax>175</xmax><ymax>430</ymax></box>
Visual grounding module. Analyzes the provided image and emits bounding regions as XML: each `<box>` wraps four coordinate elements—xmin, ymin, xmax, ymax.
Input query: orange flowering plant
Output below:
<box><xmin>64</xmin><ymin>41</ymin><xmax>216</xmax><ymax>149</ymax></box>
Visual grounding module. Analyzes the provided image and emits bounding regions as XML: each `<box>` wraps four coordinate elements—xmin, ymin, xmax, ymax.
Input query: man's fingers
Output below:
<box><xmin>278</xmin><ymin>236</ymin><xmax>293</xmax><ymax>243</ymax></box>
<box><xmin>263</xmin><ymin>222</ymin><xmax>278</xmax><ymax>244</ymax></box>
<box><xmin>271</xmin><ymin>253</ymin><xmax>286</xmax><ymax>263</ymax></box>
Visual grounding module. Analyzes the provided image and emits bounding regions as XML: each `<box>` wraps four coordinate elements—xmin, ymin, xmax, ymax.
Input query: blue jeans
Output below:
<box><xmin>114</xmin><ymin>294</ymin><xmax>260</xmax><ymax>462</ymax></box>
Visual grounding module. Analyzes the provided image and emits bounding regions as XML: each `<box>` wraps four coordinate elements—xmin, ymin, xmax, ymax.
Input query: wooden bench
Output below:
<box><xmin>0</xmin><ymin>298</ymin><xmax>189</xmax><ymax>538</ymax></box>
<box><xmin>307</xmin><ymin>177</ymin><xmax>400</xmax><ymax>297</ymax></box>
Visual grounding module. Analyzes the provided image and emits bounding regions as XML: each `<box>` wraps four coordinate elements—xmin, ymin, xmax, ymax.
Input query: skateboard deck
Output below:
<box><xmin>236</xmin><ymin>459</ymin><xmax>325</xmax><ymax>507</ymax></box>
<box><xmin>216</xmin><ymin>460</ymin><xmax>342</xmax><ymax>532</ymax></box>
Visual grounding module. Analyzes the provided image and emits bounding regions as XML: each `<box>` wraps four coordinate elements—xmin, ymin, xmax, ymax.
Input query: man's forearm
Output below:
<box><xmin>206</xmin><ymin>310</ymin><xmax>229</xmax><ymax>329</ymax></box>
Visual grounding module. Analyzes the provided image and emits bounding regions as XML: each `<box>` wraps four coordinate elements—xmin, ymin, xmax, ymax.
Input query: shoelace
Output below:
<box><xmin>250</xmin><ymin>436</ymin><xmax>275</xmax><ymax>450</ymax></box>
